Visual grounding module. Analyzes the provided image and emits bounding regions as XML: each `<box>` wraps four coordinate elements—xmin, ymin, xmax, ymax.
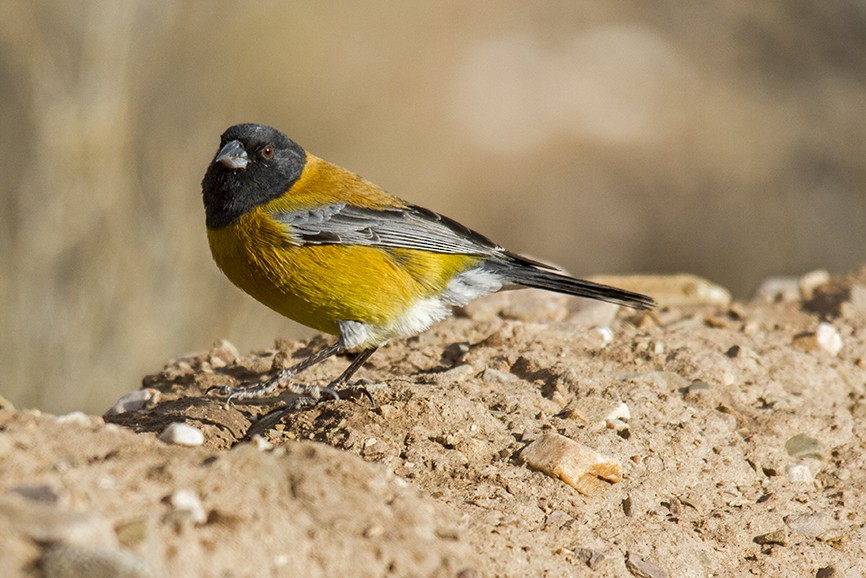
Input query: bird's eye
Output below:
<box><xmin>260</xmin><ymin>146</ymin><xmax>274</xmax><ymax>159</ymax></box>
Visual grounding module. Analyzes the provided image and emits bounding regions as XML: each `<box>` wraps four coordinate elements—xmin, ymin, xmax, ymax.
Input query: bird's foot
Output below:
<box><xmin>334</xmin><ymin>380</ymin><xmax>377</xmax><ymax>407</ymax></box>
<box><xmin>207</xmin><ymin>368</ymin><xmax>295</xmax><ymax>403</ymax></box>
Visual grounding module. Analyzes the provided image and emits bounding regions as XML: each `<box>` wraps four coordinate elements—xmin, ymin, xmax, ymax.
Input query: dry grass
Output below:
<box><xmin>1</xmin><ymin>0</ymin><xmax>865</xmax><ymax>413</ymax></box>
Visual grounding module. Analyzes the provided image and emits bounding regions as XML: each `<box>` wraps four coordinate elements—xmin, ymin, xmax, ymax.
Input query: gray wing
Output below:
<box><xmin>272</xmin><ymin>202</ymin><xmax>507</xmax><ymax>257</ymax></box>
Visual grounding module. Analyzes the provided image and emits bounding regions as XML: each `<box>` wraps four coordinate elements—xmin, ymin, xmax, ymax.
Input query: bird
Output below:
<box><xmin>201</xmin><ymin>123</ymin><xmax>654</xmax><ymax>404</ymax></box>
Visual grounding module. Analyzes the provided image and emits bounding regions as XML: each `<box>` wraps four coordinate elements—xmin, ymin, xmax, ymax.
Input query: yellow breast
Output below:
<box><xmin>207</xmin><ymin>206</ymin><xmax>480</xmax><ymax>337</ymax></box>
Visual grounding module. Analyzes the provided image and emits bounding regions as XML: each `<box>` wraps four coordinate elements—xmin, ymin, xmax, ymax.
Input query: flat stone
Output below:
<box><xmin>520</xmin><ymin>432</ymin><xmax>622</xmax><ymax>496</ymax></box>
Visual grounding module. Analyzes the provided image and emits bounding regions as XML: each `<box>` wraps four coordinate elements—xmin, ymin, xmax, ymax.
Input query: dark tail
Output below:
<box><xmin>487</xmin><ymin>256</ymin><xmax>656</xmax><ymax>311</ymax></box>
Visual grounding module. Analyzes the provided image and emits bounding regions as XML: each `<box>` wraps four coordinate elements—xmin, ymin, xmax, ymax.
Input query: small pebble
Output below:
<box><xmin>622</xmin><ymin>495</ymin><xmax>634</xmax><ymax>517</ymax></box>
<box><xmin>753</xmin><ymin>529</ymin><xmax>788</xmax><ymax>546</ymax></box>
<box><xmin>815</xmin><ymin>567</ymin><xmax>835</xmax><ymax>578</ymax></box>
<box><xmin>595</xmin><ymin>326</ymin><xmax>614</xmax><ymax>346</ymax></box>
<box><xmin>606</xmin><ymin>418</ymin><xmax>630</xmax><ymax>434</ymax></box>
<box><xmin>481</xmin><ymin>368</ymin><xmax>516</xmax><ymax>383</ymax></box>
<box><xmin>8</xmin><ymin>484</ymin><xmax>65</xmax><ymax>504</ymax></box>
<box><xmin>53</xmin><ymin>412</ymin><xmax>98</xmax><ymax>427</ymax></box>
<box><xmin>168</xmin><ymin>488</ymin><xmax>207</xmax><ymax>525</ymax></box>
<box><xmin>815</xmin><ymin>322</ymin><xmax>842</xmax><ymax>356</ymax></box>
<box><xmin>798</xmin><ymin>269</ymin><xmax>830</xmax><ymax>300</ymax></box>
<box><xmin>784</xmin><ymin>512</ymin><xmax>835</xmax><ymax>538</ymax></box>
<box><xmin>363</xmin><ymin>524</ymin><xmax>385</xmax><ymax>538</ymax></box>
<box><xmin>105</xmin><ymin>389</ymin><xmax>160</xmax><ymax>416</ymax></box>
<box><xmin>624</xmin><ymin>550</ymin><xmax>668</xmax><ymax>578</ymax></box>
<box><xmin>158</xmin><ymin>422</ymin><xmax>204</xmax><ymax>447</ymax></box>
<box><xmin>115</xmin><ymin>518</ymin><xmax>150</xmax><ymax>548</ymax></box>
<box><xmin>787</xmin><ymin>464</ymin><xmax>814</xmax><ymax>483</ymax></box>
<box><xmin>571</xmin><ymin>398</ymin><xmax>630</xmax><ymax>429</ymax></box>
<box><xmin>679</xmin><ymin>380</ymin><xmax>712</xmax><ymax>397</ymax></box>
<box><xmin>250</xmin><ymin>435</ymin><xmax>274</xmax><ymax>451</ymax></box>
<box><xmin>520</xmin><ymin>432</ymin><xmax>622</xmax><ymax>496</ymax></box>
<box><xmin>0</xmin><ymin>495</ymin><xmax>117</xmax><ymax>547</ymax></box>
<box><xmin>209</xmin><ymin>338</ymin><xmax>239</xmax><ymax>367</ymax></box>
<box><xmin>574</xmin><ymin>547</ymin><xmax>607</xmax><ymax>569</ymax></box>
<box><xmin>755</xmin><ymin>277</ymin><xmax>800</xmax><ymax>303</ymax></box>
<box><xmin>41</xmin><ymin>542</ymin><xmax>157</xmax><ymax>578</ymax></box>
<box><xmin>785</xmin><ymin>434</ymin><xmax>823</xmax><ymax>459</ymax></box>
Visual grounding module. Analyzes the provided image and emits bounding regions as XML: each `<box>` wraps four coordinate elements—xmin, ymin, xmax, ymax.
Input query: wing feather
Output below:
<box><xmin>273</xmin><ymin>203</ymin><xmax>504</xmax><ymax>257</ymax></box>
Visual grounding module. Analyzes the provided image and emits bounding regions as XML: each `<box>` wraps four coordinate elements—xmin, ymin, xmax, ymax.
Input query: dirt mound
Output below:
<box><xmin>2</xmin><ymin>270</ymin><xmax>865</xmax><ymax>577</ymax></box>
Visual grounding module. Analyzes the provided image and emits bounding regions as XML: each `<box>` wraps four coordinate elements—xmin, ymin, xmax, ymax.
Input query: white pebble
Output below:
<box><xmin>755</xmin><ymin>277</ymin><xmax>800</xmax><ymax>302</ymax></box>
<box><xmin>105</xmin><ymin>389</ymin><xmax>160</xmax><ymax>416</ymax></box>
<box><xmin>53</xmin><ymin>411</ymin><xmax>98</xmax><ymax>427</ymax></box>
<box><xmin>787</xmin><ymin>464</ymin><xmax>814</xmax><ymax>483</ymax></box>
<box><xmin>815</xmin><ymin>322</ymin><xmax>842</xmax><ymax>356</ymax></box>
<box><xmin>606</xmin><ymin>418</ymin><xmax>630</xmax><ymax>433</ymax></box>
<box><xmin>169</xmin><ymin>489</ymin><xmax>207</xmax><ymax>524</ymax></box>
<box><xmin>595</xmin><ymin>326</ymin><xmax>614</xmax><ymax>346</ymax></box>
<box><xmin>604</xmin><ymin>402</ymin><xmax>631</xmax><ymax>422</ymax></box>
<box><xmin>251</xmin><ymin>435</ymin><xmax>273</xmax><ymax>451</ymax></box>
<box><xmin>798</xmin><ymin>269</ymin><xmax>830</xmax><ymax>300</ymax></box>
<box><xmin>158</xmin><ymin>422</ymin><xmax>204</xmax><ymax>447</ymax></box>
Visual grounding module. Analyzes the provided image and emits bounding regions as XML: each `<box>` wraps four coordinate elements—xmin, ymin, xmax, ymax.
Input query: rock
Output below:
<box><xmin>753</xmin><ymin>529</ymin><xmax>788</xmax><ymax>546</ymax></box>
<box><xmin>592</xmin><ymin>273</ymin><xmax>731</xmax><ymax>307</ymax></box>
<box><xmin>0</xmin><ymin>494</ymin><xmax>117</xmax><ymax>548</ymax></box>
<box><xmin>755</xmin><ymin>277</ymin><xmax>800</xmax><ymax>303</ymax></box>
<box><xmin>209</xmin><ymin>339</ymin><xmax>239</xmax><ymax>368</ymax></box>
<box><xmin>815</xmin><ymin>323</ymin><xmax>842</xmax><ymax>356</ymax></box>
<box><xmin>168</xmin><ymin>488</ymin><xmax>207</xmax><ymax>525</ymax></box>
<box><xmin>569</xmin><ymin>397</ymin><xmax>630</xmax><ymax>430</ymax></box>
<box><xmin>679</xmin><ymin>380</ymin><xmax>712</xmax><ymax>397</ymax></box>
<box><xmin>250</xmin><ymin>435</ymin><xmax>274</xmax><ymax>451</ymax></box>
<box><xmin>481</xmin><ymin>368</ymin><xmax>517</xmax><ymax>383</ymax></box>
<box><xmin>520</xmin><ymin>432</ymin><xmax>622</xmax><ymax>496</ymax></box>
<box><xmin>624</xmin><ymin>550</ymin><xmax>668</xmax><ymax>578</ymax></box>
<box><xmin>799</xmin><ymin>269</ymin><xmax>831</xmax><ymax>300</ymax></box>
<box><xmin>787</xmin><ymin>464</ymin><xmax>814</xmax><ymax>483</ymax></box>
<box><xmin>785</xmin><ymin>434</ymin><xmax>823</xmax><ymax>459</ymax></box>
<box><xmin>8</xmin><ymin>484</ymin><xmax>66</xmax><ymax>504</ymax></box>
<box><xmin>53</xmin><ymin>412</ymin><xmax>99</xmax><ymax>427</ymax></box>
<box><xmin>158</xmin><ymin>422</ymin><xmax>204</xmax><ymax>447</ymax></box>
<box><xmin>574</xmin><ymin>547</ymin><xmax>607</xmax><ymax>569</ymax></box>
<box><xmin>105</xmin><ymin>389</ymin><xmax>160</xmax><ymax>416</ymax></box>
<box><xmin>41</xmin><ymin>543</ymin><xmax>158</xmax><ymax>578</ymax></box>
<box><xmin>595</xmin><ymin>326</ymin><xmax>614</xmax><ymax>346</ymax></box>
<box><xmin>793</xmin><ymin>323</ymin><xmax>842</xmax><ymax>356</ymax></box>
<box><xmin>784</xmin><ymin>512</ymin><xmax>836</xmax><ymax>538</ymax></box>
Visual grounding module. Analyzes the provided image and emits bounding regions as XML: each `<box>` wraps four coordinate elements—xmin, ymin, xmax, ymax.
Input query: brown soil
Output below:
<box><xmin>2</xmin><ymin>270</ymin><xmax>865</xmax><ymax>577</ymax></box>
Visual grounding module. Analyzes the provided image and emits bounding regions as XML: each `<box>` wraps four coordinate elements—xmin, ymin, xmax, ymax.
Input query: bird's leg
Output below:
<box><xmin>327</xmin><ymin>347</ymin><xmax>379</xmax><ymax>405</ymax></box>
<box><xmin>212</xmin><ymin>341</ymin><xmax>344</xmax><ymax>403</ymax></box>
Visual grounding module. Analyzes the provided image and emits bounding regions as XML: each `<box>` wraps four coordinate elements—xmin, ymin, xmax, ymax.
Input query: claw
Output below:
<box><xmin>206</xmin><ymin>384</ymin><xmax>234</xmax><ymax>397</ymax></box>
<box><xmin>319</xmin><ymin>387</ymin><xmax>340</xmax><ymax>402</ymax></box>
<box><xmin>340</xmin><ymin>384</ymin><xmax>377</xmax><ymax>407</ymax></box>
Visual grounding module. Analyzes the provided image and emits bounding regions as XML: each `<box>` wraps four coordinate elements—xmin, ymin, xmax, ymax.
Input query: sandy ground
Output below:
<box><xmin>1</xmin><ymin>269</ymin><xmax>865</xmax><ymax>577</ymax></box>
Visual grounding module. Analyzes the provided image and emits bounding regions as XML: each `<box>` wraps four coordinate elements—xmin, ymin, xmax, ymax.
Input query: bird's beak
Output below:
<box><xmin>215</xmin><ymin>139</ymin><xmax>249</xmax><ymax>170</ymax></box>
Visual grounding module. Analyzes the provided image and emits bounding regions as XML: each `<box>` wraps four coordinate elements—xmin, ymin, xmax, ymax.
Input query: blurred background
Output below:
<box><xmin>1</xmin><ymin>1</ymin><xmax>864</xmax><ymax>414</ymax></box>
